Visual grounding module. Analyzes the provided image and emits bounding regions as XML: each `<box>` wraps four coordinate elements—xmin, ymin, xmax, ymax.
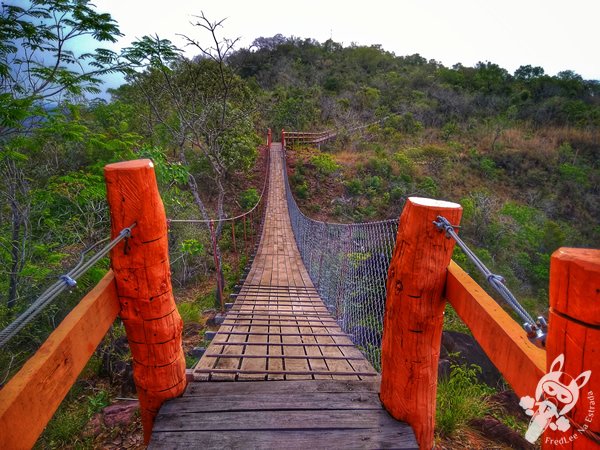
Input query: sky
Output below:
<box><xmin>92</xmin><ymin>0</ymin><xmax>599</xmax><ymax>86</ymax></box>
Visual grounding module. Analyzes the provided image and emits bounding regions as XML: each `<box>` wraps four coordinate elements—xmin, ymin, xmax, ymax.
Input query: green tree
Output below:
<box><xmin>0</xmin><ymin>0</ymin><xmax>121</xmax><ymax>308</ymax></box>
<box><xmin>0</xmin><ymin>0</ymin><xmax>121</xmax><ymax>138</ymax></box>
<box><xmin>121</xmin><ymin>15</ymin><xmax>260</xmax><ymax>306</ymax></box>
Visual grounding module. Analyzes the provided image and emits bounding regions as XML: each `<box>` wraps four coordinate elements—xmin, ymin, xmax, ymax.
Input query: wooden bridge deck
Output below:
<box><xmin>150</xmin><ymin>143</ymin><xmax>417</xmax><ymax>448</ymax></box>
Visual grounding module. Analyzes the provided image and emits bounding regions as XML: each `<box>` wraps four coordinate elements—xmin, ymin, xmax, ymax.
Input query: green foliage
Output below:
<box><xmin>180</xmin><ymin>239</ymin><xmax>205</xmax><ymax>256</ymax></box>
<box><xmin>443</xmin><ymin>304</ymin><xmax>471</xmax><ymax>334</ymax></box>
<box><xmin>38</xmin><ymin>385</ymin><xmax>111</xmax><ymax>448</ymax></box>
<box><xmin>178</xmin><ymin>302</ymin><xmax>201</xmax><ymax>324</ymax></box>
<box><xmin>393</xmin><ymin>151</ymin><xmax>415</xmax><ymax>174</ymax></box>
<box><xmin>418</xmin><ymin>176</ymin><xmax>438</xmax><ymax>196</ymax></box>
<box><xmin>272</xmin><ymin>94</ymin><xmax>317</xmax><ymax>130</ymax></box>
<box><xmin>0</xmin><ymin>0</ymin><xmax>122</xmax><ymax>137</ymax></box>
<box><xmin>436</xmin><ymin>364</ymin><xmax>495</xmax><ymax>436</ymax></box>
<box><xmin>295</xmin><ymin>181</ymin><xmax>309</xmax><ymax>199</ymax></box>
<box><xmin>479</xmin><ymin>157</ymin><xmax>498</xmax><ymax>178</ymax></box>
<box><xmin>344</xmin><ymin>178</ymin><xmax>363</xmax><ymax>196</ymax></box>
<box><xmin>311</xmin><ymin>153</ymin><xmax>340</xmax><ymax>176</ymax></box>
<box><xmin>559</xmin><ymin>163</ymin><xmax>589</xmax><ymax>185</ymax></box>
<box><xmin>500</xmin><ymin>202</ymin><xmax>537</xmax><ymax>225</ymax></box>
<box><xmin>240</xmin><ymin>188</ymin><xmax>260</xmax><ymax>209</ymax></box>
<box><xmin>366</xmin><ymin>157</ymin><xmax>392</xmax><ymax>177</ymax></box>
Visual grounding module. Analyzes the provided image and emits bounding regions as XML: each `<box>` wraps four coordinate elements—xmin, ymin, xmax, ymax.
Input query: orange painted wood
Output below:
<box><xmin>380</xmin><ymin>197</ymin><xmax>462</xmax><ymax>450</ymax></box>
<box><xmin>104</xmin><ymin>159</ymin><xmax>186</xmax><ymax>444</ymax></box>
<box><xmin>445</xmin><ymin>261</ymin><xmax>546</xmax><ymax>398</ymax></box>
<box><xmin>0</xmin><ymin>272</ymin><xmax>119</xmax><ymax>450</ymax></box>
<box><xmin>267</xmin><ymin>128</ymin><xmax>272</xmax><ymax>147</ymax></box>
<box><xmin>543</xmin><ymin>248</ymin><xmax>600</xmax><ymax>450</ymax></box>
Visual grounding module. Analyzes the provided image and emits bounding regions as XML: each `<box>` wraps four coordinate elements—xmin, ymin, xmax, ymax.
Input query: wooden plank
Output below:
<box><xmin>193</xmin><ymin>369</ymin><xmax>378</xmax><ymax>377</ymax></box>
<box><xmin>150</xmin><ymin>428</ymin><xmax>418</xmax><ymax>450</ymax></box>
<box><xmin>279</xmin><ymin>298</ymin><xmax>311</xmax><ymax>381</ymax></box>
<box><xmin>0</xmin><ymin>272</ymin><xmax>119</xmax><ymax>450</ymax></box>
<box><xmin>215</xmin><ymin>331</ymin><xmax>350</xmax><ymax>337</ymax></box>
<box><xmin>238</xmin><ymin>293</ymin><xmax>269</xmax><ymax>380</ymax></box>
<box><xmin>185</xmin><ymin>379</ymin><xmax>380</xmax><ymax>396</ymax></box>
<box><xmin>159</xmin><ymin>391</ymin><xmax>383</xmax><ymax>414</ymax></box>
<box><xmin>445</xmin><ymin>260</ymin><xmax>546</xmax><ymax>398</ymax></box>
<box><xmin>266</xmin><ymin>315</ymin><xmax>285</xmax><ymax>380</ymax></box>
<box><xmin>203</xmin><ymin>354</ymin><xmax>365</xmax><ymax>360</ymax></box>
<box><xmin>152</xmin><ymin>409</ymin><xmax>408</xmax><ymax>432</ymax></box>
<box><xmin>206</xmin><ymin>342</ymin><xmax>356</xmax><ymax>347</ymax></box>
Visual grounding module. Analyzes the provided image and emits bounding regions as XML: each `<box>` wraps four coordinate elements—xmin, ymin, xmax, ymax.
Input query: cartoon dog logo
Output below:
<box><xmin>520</xmin><ymin>354</ymin><xmax>591</xmax><ymax>443</ymax></box>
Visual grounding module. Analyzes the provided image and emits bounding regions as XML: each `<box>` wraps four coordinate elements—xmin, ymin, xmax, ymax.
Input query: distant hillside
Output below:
<box><xmin>229</xmin><ymin>35</ymin><xmax>600</xmax><ymax>314</ymax></box>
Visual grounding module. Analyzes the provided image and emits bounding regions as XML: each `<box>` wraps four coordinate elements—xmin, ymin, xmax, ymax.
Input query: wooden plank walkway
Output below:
<box><xmin>150</xmin><ymin>143</ymin><xmax>417</xmax><ymax>448</ymax></box>
<box><xmin>150</xmin><ymin>380</ymin><xmax>417</xmax><ymax>449</ymax></box>
<box><xmin>192</xmin><ymin>143</ymin><xmax>376</xmax><ymax>381</ymax></box>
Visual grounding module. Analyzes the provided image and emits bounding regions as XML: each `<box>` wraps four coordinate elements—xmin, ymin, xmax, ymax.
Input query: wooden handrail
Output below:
<box><xmin>0</xmin><ymin>272</ymin><xmax>120</xmax><ymax>449</ymax></box>
<box><xmin>282</xmin><ymin>129</ymin><xmax>337</xmax><ymax>147</ymax></box>
<box><xmin>445</xmin><ymin>260</ymin><xmax>546</xmax><ymax>398</ymax></box>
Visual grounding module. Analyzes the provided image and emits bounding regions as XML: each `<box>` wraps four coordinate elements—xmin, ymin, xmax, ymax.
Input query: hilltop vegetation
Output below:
<box><xmin>229</xmin><ymin>35</ymin><xmax>599</xmax><ymax>313</ymax></box>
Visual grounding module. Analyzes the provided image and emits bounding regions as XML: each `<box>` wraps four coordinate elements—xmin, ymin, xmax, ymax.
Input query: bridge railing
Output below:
<box><xmin>282</xmin><ymin>133</ymin><xmax>599</xmax><ymax>450</ymax></box>
<box><xmin>0</xmin><ymin>135</ymin><xmax>272</xmax><ymax>448</ymax></box>
<box><xmin>281</xmin><ymin>143</ymin><xmax>397</xmax><ymax>368</ymax></box>
<box><xmin>282</xmin><ymin>129</ymin><xmax>337</xmax><ymax>148</ymax></box>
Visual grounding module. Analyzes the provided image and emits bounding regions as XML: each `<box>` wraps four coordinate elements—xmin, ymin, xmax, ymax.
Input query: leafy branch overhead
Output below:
<box><xmin>0</xmin><ymin>0</ymin><xmax>123</xmax><ymax>136</ymax></box>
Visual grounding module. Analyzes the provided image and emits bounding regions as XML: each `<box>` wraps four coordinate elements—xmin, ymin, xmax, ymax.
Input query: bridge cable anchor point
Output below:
<box><xmin>59</xmin><ymin>275</ymin><xmax>77</xmax><ymax>288</ymax></box>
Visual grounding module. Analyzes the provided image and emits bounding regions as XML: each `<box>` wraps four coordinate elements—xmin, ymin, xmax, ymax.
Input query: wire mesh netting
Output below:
<box><xmin>282</xmin><ymin>149</ymin><xmax>398</xmax><ymax>370</ymax></box>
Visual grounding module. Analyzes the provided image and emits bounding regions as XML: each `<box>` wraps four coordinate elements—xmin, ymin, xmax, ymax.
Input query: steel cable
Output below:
<box><xmin>0</xmin><ymin>224</ymin><xmax>136</xmax><ymax>348</ymax></box>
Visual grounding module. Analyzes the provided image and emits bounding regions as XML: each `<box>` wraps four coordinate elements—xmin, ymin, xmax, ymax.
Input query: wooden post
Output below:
<box><xmin>281</xmin><ymin>128</ymin><xmax>285</xmax><ymax>147</ymax></box>
<box><xmin>104</xmin><ymin>159</ymin><xmax>186</xmax><ymax>444</ymax></box>
<box><xmin>380</xmin><ymin>197</ymin><xmax>462</xmax><ymax>450</ymax></box>
<box><xmin>543</xmin><ymin>248</ymin><xmax>600</xmax><ymax>449</ymax></box>
<box><xmin>267</xmin><ymin>128</ymin><xmax>272</xmax><ymax>147</ymax></box>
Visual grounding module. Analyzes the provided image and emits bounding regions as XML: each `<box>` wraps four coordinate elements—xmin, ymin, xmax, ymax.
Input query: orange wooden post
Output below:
<box><xmin>104</xmin><ymin>159</ymin><xmax>186</xmax><ymax>444</ymax></box>
<box><xmin>380</xmin><ymin>197</ymin><xmax>462</xmax><ymax>450</ymax></box>
<box><xmin>281</xmin><ymin>128</ymin><xmax>285</xmax><ymax>147</ymax></box>
<box><xmin>267</xmin><ymin>128</ymin><xmax>272</xmax><ymax>147</ymax></box>
<box><xmin>543</xmin><ymin>248</ymin><xmax>600</xmax><ymax>449</ymax></box>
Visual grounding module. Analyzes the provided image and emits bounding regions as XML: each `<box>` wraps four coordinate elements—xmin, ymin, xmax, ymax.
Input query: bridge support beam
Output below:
<box><xmin>543</xmin><ymin>248</ymin><xmax>600</xmax><ymax>449</ymax></box>
<box><xmin>104</xmin><ymin>159</ymin><xmax>186</xmax><ymax>444</ymax></box>
<box><xmin>380</xmin><ymin>197</ymin><xmax>462</xmax><ymax>450</ymax></box>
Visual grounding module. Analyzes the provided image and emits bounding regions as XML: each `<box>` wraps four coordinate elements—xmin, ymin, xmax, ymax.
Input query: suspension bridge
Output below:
<box><xmin>0</xmin><ymin>130</ymin><xmax>598</xmax><ymax>450</ymax></box>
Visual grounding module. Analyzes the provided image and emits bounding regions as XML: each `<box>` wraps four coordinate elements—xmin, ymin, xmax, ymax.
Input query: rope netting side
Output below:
<box><xmin>282</xmin><ymin>149</ymin><xmax>397</xmax><ymax>369</ymax></box>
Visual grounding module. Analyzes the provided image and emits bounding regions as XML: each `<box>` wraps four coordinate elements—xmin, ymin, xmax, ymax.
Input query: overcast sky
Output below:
<box><xmin>93</xmin><ymin>0</ymin><xmax>599</xmax><ymax>82</ymax></box>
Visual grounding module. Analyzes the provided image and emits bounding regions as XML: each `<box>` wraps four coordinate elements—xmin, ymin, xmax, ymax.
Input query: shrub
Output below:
<box><xmin>436</xmin><ymin>364</ymin><xmax>494</xmax><ymax>436</ymax></box>
<box><xmin>311</xmin><ymin>153</ymin><xmax>340</xmax><ymax>176</ymax></box>
<box><xmin>344</xmin><ymin>178</ymin><xmax>363</xmax><ymax>196</ymax></box>
<box><xmin>367</xmin><ymin>157</ymin><xmax>392</xmax><ymax>177</ymax></box>
<box><xmin>418</xmin><ymin>176</ymin><xmax>438</xmax><ymax>196</ymax></box>
<box><xmin>393</xmin><ymin>151</ymin><xmax>415</xmax><ymax>174</ymax></box>
<box><xmin>559</xmin><ymin>163</ymin><xmax>589</xmax><ymax>186</ymax></box>
<box><xmin>178</xmin><ymin>302</ymin><xmax>200</xmax><ymax>324</ymax></box>
<box><xmin>295</xmin><ymin>181</ymin><xmax>309</xmax><ymax>199</ymax></box>
<box><xmin>239</xmin><ymin>188</ymin><xmax>260</xmax><ymax>209</ymax></box>
<box><xmin>479</xmin><ymin>157</ymin><xmax>498</xmax><ymax>178</ymax></box>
